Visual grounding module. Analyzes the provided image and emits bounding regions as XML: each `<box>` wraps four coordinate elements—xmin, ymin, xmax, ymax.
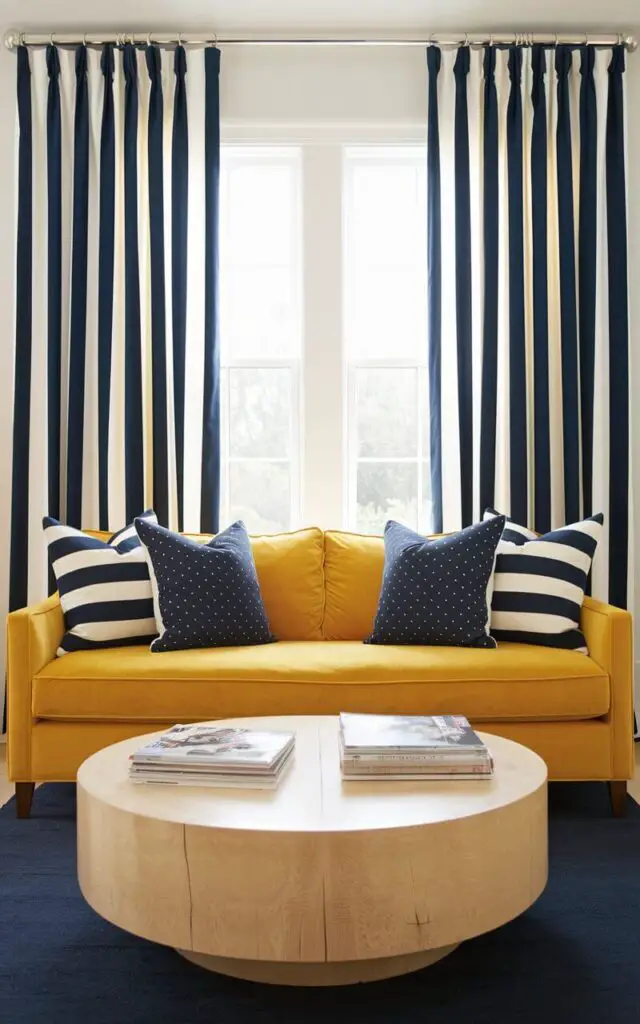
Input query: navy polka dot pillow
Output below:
<box><xmin>134</xmin><ymin>518</ymin><xmax>275</xmax><ymax>652</ymax></box>
<box><xmin>366</xmin><ymin>516</ymin><xmax>506</xmax><ymax>648</ymax></box>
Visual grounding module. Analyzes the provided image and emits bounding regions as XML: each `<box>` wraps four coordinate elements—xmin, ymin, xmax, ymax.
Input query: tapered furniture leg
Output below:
<box><xmin>15</xmin><ymin>782</ymin><xmax>35</xmax><ymax>819</ymax></box>
<box><xmin>608</xmin><ymin>781</ymin><xmax>627</xmax><ymax>818</ymax></box>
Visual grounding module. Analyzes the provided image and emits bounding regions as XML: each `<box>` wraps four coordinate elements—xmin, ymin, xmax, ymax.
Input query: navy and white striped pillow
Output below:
<box><xmin>483</xmin><ymin>509</ymin><xmax>604</xmax><ymax>652</ymax></box>
<box><xmin>484</xmin><ymin>508</ymin><xmax>538</xmax><ymax>546</ymax></box>
<box><xmin>43</xmin><ymin>510</ymin><xmax>159</xmax><ymax>656</ymax></box>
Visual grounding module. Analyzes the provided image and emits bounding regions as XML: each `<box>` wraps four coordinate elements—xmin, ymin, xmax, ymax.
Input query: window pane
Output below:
<box><xmin>421</xmin><ymin>461</ymin><xmax>433</xmax><ymax>534</ymax></box>
<box><xmin>221</xmin><ymin>266</ymin><xmax>298</xmax><ymax>360</ymax></box>
<box><xmin>356</xmin><ymin>462</ymin><xmax>418</xmax><ymax>533</ymax></box>
<box><xmin>218</xmin><ymin>150</ymin><xmax>301</xmax><ymax>531</ymax></box>
<box><xmin>345</xmin><ymin>153</ymin><xmax>427</xmax><ymax>361</ymax></box>
<box><xmin>219</xmin><ymin>370</ymin><xmax>229</xmax><ymax>521</ymax></box>
<box><xmin>420</xmin><ymin>367</ymin><xmax>430</xmax><ymax>458</ymax></box>
<box><xmin>350</xmin><ymin>165</ymin><xmax>424</xmax><ymax>263</ymax></box>
<box><xmin>349</xmin><ymin>270</ymin><xmax>425</xmax><ymax>361</ymax></box>
<box><xmin>229</xmin><ymin>368</ymin><xmax>290</xmax><ymax>459</ymax></box>
<box><xmin>220</xmin><ymin>151</ymin><xmax>300</xmax><ymax>360</ymax></box>
<box><xmin>229</xmin><ymin>461</ymin><xmax>291</xmax><ymax>533</ymax></box>
<box><xmin>356</xmin><ymin>368</ymin><xmax>418</xmax><ymax>458</ymax></box>
<box><xmin>223</xmin><ymin>163</ymin><xmax>295</xmax><ymax>267</ymax></box>
<box><xmin>350</xmin><ymin>165</ymin><xmax>423</xmax><ymax>249</ymax></box>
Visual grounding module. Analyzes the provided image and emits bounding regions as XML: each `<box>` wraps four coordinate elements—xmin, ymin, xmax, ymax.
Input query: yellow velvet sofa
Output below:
<box><xmin>6</xmin><ymin>527</ymin><xmax>635</xmax><ymax>817</ymax></box>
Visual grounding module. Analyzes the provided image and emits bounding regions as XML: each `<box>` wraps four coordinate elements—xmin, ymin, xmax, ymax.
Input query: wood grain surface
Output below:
<box><xmin>77</xmin><ymin>716</ymin><xmax>548</xmax><ymax>984</ymax></box>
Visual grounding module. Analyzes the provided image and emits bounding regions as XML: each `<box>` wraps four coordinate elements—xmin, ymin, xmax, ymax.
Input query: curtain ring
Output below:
<box><xmin>177</xmin><ymin>32</ymin><xmax>182</xmax><ymax>47</ymax></box>
<box><xmin>147</xmin><ymin>32</ymin><xmax>152</xmax><ymax>48</ymax></box>
<box><xmin>464</xmin><ymin>33</ymin><xmax>469</xmax><ymax>47</ymax></box>
<box><xmin>82</xmin><ymin>33</ymin><xmax>87</xmax><ymax>47</ymax></box>
<box><xmin>554</xmin><ymin>34</ymin><xmax>559</xmax><ymax>47</ymax></box>
<box><xmin>50</xmin><ymin>32</ymin><xmax>55</xmax><ymax>46</ymax></box>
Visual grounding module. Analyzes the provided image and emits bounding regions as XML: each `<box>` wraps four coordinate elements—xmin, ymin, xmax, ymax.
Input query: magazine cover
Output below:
<box><xmin>339</xmin><ymin>713</ymin><xmax>486</xmax><ymax>752</ymax></box>
<box><xmin>132</xmin><ymin>723</ymin><xmax>295</xmax><ymax>766</ymax></box>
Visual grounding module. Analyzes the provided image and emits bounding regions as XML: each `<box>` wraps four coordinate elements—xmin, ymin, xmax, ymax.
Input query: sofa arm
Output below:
<box><xmin>6</xmin><ymin>594</ymin><xmax>63</xmax><ymax>781</ymax></box>
<box><xmin>581</xmin><ymin>595</ymin><xmax>634</xmax><ymax>779</ymax></box>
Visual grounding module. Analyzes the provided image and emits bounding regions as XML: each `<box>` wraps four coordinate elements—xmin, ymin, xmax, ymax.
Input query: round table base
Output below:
<box><xmin>176</xmin><ymin>943</ymin><xmax>460</xmax><ymax>986</ymax></box>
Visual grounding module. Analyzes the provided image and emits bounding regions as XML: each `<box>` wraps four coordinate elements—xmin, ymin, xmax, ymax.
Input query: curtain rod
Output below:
<box><xmin>3</xmin><ymin>30</ymin><xmax>638</xmax><ymax>52</ymax></box>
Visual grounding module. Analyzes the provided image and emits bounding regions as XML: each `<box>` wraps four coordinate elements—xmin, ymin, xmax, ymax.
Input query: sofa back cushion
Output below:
<box><xmin>87</xmin><ymin>527</ymin><xmax>325</xmax><ymax>641</ymax></box>
<box><xmin>248</xmin><ymin>528</ymin><xmax>325</xmax><ymax>640</ymax></box>
<box><xmin>323</xmin><ymin>531</ymin><xmax>385</xmax><ymax>639</ymax></box>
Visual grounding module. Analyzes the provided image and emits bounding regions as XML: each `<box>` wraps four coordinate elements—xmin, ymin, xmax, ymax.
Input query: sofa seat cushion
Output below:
<box><xmin>32</xmin><ymin>641</ymin><xmax>609</xmax><ymax>723</ymax></box>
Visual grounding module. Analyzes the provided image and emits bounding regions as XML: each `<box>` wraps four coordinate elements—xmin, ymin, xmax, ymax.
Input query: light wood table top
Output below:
<box><xmin>77</xmin><ymin>715</ymin><xmax>548</xmax><ymax>986</ymax></box>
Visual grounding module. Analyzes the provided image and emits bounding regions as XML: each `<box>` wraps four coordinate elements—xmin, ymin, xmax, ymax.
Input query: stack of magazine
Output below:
<box><xmin>129</xmin><ymin>723</ymin><xmax>295</xmax><ymax>789</ymax></box>
<box><xmin>339</xmin><ymin>713</ymin><xmax>493</xmax><ymax>781</ymax></box>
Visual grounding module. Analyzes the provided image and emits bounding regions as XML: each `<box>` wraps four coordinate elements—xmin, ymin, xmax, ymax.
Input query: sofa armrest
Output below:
<box><xmin>581</xmin><ymin>595</ymin><xmax>634</xmax><ymax>779</ymax></box>
<box><xmin>6</xmin><ymin>594</ymin><xmax>63</xmax><ymax>781</ymax></box>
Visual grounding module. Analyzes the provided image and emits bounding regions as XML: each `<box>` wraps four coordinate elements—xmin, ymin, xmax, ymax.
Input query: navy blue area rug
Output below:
<box><xmin>1</xmin><ymin>783</ymin><xmax>639</xmax><ymax>1024</ymax></box>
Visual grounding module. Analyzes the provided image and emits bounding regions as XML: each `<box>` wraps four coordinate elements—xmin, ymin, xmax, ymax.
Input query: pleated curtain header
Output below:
<box><xmin>425</xmin><ymin>43</ymin><xmax>629</xmax><ymax>609</ymax></box>
<box><xmin>11</xmin><ymin>43</ymin><xmax>221</xmax><ymax>612</ymax></box>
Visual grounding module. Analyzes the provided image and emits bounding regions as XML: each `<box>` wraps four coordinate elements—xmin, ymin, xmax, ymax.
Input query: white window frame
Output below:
<box><xmin>219</xmin><ymin>124</ymin><xmax>427</xmax><ymax>531</ymax></box>
<box><xmin>218</xmin><ymin>146</ymin><xmax>303</xmax><ymax>532</ymax></box>
<box><xmin>342</xmin><ymin>145</ymin><xmax>430</xmax><ymax>533</ymax></box>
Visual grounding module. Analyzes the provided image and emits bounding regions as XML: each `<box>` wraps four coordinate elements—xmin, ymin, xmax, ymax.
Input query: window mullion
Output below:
<box><xmin>301</xmin><ymin>144</ymin><xmax>345</xmax><ymax>528</ymax></box>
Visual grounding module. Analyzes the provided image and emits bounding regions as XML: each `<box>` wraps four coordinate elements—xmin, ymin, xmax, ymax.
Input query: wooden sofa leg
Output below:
<box><xmin>15</xmin><ymin>783</ymin><xmax>35</xmax><ymax>819</ymax></box>
<box><xmin>608</xmin><ymin>781</ymin><xmax>627</xmax><ymax>818</ymax></box>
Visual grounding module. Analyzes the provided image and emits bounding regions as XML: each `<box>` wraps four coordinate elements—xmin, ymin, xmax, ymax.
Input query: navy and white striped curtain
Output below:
<box><xmin>427</xmin><ymin>43</ymin><xmax>630</xmax><ymax>609</ymax></box>
<box><xmin>10</xmin><ymin>42</ymin><xmax>221</xmax><ymax>615</ymax></box>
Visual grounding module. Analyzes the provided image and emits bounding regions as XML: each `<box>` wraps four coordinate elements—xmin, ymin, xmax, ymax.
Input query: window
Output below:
<box><xmin>219</xmin><ymin>148</ymin><xmax>302</xmax><ymax>533</ymax></box>
<box><xmin>344</xmin><ymin>148</ymin><xmax>430</xmax><ymax>533</ymax></box>
<box><xmin>218</xmin><ymin>142</ymin><xmax>430</xmax><ymax>534</ymax></box>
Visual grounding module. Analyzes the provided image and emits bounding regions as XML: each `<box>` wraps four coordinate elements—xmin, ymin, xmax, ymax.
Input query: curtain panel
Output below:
<box><xmin>10</xmin><ymin>42</ymin><xmax>221</xmax><ymax>615</ymax></box>
<box><xmin>426</xmin><ymin>44</ymin><xmax>630</xmax><ymax>609</ymax></box>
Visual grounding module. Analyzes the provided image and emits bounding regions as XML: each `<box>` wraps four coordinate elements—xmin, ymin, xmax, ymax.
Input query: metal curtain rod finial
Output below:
<box><xmin>3</xmin><ymin>28</ymin><xmax>638</xmax><ymax>51</ymax></box>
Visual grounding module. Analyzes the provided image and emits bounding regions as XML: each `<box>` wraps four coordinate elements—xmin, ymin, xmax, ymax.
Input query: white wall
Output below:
<box><xmin>0</xmin><ymin>39</ymin><xmax>16</xmax><ymax>722</ymax></box>
<box><xmin>625</xmin><ymin>56</ymin><xmax>640</xmax><ymax>696</ymax></box>
<box><xmin>0</xmin><ymin>19</ymin><xmax>638</xmax><ymax>717</ymax></box>
<box><xmin>221</xmin><ymin>45</ymin><xmax>427</xmax><ymax>128</ymax></box>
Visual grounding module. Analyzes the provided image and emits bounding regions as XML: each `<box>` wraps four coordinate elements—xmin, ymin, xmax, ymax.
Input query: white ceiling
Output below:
<box><xmin>3</xmin><ymin>0</ymin><xmax>639</xmax><ymax>34</ymax></box>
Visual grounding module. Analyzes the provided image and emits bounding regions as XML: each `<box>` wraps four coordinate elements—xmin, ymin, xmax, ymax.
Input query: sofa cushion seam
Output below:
<box><xmin>33</xmin><ymin>673</ymin><xmax>608</xmax><ymax>685</ymax></box>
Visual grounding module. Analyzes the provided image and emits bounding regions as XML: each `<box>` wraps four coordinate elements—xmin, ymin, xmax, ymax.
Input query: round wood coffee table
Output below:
<box><xmin>77</xmin><ymin>715</ymin><xmax>547</xmax><ymax>986</ymax></box>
